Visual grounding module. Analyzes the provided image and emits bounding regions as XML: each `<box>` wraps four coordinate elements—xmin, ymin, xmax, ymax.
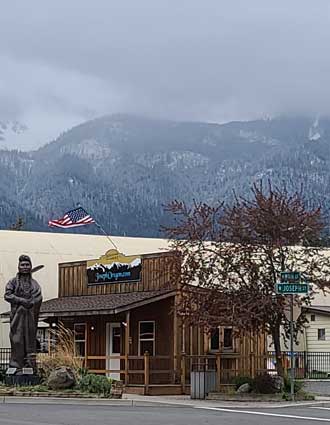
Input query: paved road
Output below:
<box><xmin>2</xmin><ymin>401</ymin><xmax>330</xmax><ymax>424</ymax></box>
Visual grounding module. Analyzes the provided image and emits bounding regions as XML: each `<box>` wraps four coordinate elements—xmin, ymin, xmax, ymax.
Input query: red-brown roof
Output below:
<box><xmin>39</xmin><ymin>289</ymin><xmax>175</xmax><ymax>317</ymax></box>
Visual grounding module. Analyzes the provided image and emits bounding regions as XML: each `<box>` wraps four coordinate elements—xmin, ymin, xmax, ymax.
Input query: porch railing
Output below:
<box><xmin>86</xmin><ymin>353</ymin><xmax>175</xmax><ymax>391</ymax></box>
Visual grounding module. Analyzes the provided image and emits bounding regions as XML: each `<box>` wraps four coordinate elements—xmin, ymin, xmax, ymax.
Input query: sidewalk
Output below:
<box><xmin>123</xmin><ymin>393</ymin><xmax>330</xmax><ymax>409</ymax></box>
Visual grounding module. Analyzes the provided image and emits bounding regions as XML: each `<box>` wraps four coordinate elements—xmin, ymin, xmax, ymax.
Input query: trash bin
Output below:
<box><xmin>190</xmin><ymin>364</ymin><xmax>216</xmax><ymax>399</ymax></box>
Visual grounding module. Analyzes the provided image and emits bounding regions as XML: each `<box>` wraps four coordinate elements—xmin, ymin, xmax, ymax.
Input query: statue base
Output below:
<box><xmin>5</xmin><ymin>368</ymin><xmax>40</xmax><ymax>386</ymax></box>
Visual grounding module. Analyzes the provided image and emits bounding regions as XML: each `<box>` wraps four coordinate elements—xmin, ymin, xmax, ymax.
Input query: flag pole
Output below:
<box><xmin>94</xmin><ymin>221</ymin><xmax>119</xmax><ymax>251</ymax></box>
<box><xmin>74</xmin><ymin>203</ymin><xmax>119</xmax><ymax>251</ymax></box>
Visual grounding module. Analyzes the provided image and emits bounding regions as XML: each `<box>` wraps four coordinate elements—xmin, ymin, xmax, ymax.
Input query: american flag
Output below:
<box><xmin>48</xmin><ymin>207</ymin><xmax>95</xmax><ymax>228</ymax></box>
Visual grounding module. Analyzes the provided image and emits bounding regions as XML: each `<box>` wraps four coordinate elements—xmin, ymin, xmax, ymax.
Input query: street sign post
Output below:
<box><xmin>276</xmin><ymin>271</ymin><xmax>310</xmax><ymax>401</ymax></box>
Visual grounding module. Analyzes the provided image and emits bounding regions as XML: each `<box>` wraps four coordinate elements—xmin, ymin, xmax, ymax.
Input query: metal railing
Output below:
<box><xmin>268</xmin><ymin>351</ymin><xmax>330</xmax><ymax>379</ymax></box>
<box><xmin>0</xmin><ymin>348</ymin><xmax>11</xmax><ymax>371</ymax></box>
<box><xmin>182</xmin><ymin>352</ymin><xmax>330</xmax><ymax>386</ymax></box>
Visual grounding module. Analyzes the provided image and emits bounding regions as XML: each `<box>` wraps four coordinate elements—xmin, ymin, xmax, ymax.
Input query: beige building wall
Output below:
<box><xmin>268</xmin><ymin>312</ymin><xmax>330</xmax><ymax>354</ymax></box>
<box><xmin>0</xmin><ymin>230</ymin><xmax>170</xmax><ymax>348</ymax></box>
<box><xmin>304</xmin><ymin>312</ymin><xmax>330</xmax><ymax>352</ymax></box>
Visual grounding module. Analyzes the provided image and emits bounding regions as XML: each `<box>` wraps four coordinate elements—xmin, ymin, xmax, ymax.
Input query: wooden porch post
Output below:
<box><xmin>47</xmin><ymin>328</ymin><xmax>51</xmax><ymax>355</ymax></box>
<box><xmin>144</xmin><ymin>351</ymin><xmax>150</xmax><ymax>395</ymax></box>
<box><xmin>84</xmin><ymin>322</ymin><xmax>88</xmax><ymax>369</ymax></box>
<box><xmin>125</xmin><ymin>311</ymin><xmax>130</xmax><ymax>385</ymax></box>
<box><xmin>181</xmin><ymin>353</ymin><xmax>186</xmax><ymax>394</ymax></box>
<box><xmin>250</xmin><ymin>335</ymin><xmax>256</xmax><ymax>378</ymax></box>
<box><xmin>182</xmin><ymin>323</ymin><xmax>186</xmax><ymax>353</ymax></box>
<box><xmin>216</xmin><ymin>352</ymin><xmax>221</xmax><ymax>392</ymax></box>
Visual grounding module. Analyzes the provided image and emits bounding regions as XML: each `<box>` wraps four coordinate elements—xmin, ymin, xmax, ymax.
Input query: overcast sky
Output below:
<box><xmin>0</xmin><ymin>0</ymin><xmax>330</xmax><ymax>149</ymax></box>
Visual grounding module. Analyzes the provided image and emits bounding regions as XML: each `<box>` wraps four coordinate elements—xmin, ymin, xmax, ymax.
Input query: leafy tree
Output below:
<box><xmin>163</xmin><ymin>182</ymin><xmax>330</xmax><ymax>376</ymax></box>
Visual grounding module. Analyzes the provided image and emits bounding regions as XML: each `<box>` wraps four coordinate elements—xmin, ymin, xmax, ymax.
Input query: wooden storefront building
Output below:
<box><xmin>40</xmin><ymin>249</ymin><xmax>267</xmax><ymax>395</ymax></box>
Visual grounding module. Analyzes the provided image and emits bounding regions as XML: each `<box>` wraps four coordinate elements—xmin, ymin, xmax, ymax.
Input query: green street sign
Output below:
<box><xmin>276</xmin><ymin>282</ymin><xmax>309</xmax><ymax>294</ymax></box>
<box><xmin>280</xmin><ymin>271</ymin><xmax>301</xmax><ymax>283</ymax></box>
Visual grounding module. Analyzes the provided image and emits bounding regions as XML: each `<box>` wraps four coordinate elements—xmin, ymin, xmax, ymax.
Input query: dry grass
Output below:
<box><xmin>37</xmin><ymin>323</ymin><xmax>84</xmax><ymax>379</ymax></box>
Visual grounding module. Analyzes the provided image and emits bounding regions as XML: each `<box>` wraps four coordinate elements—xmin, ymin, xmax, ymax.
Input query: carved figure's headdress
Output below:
<box><xmin>18</xmin><ymin>255</ymin><xmax>32</xmax><ymax>266</ymax></box>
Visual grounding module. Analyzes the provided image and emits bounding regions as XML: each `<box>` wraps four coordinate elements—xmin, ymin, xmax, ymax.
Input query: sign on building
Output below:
<box><xmin>87</xmin><ymin>249</ymin><xmax>142</xmax><ymax>285</ymax></box>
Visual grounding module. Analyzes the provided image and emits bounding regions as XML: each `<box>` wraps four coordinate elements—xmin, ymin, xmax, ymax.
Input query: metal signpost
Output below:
<box><xmin>276</xmin><ymin>271</ymin><xmax>309</xmax><ymax>401</ymax></box>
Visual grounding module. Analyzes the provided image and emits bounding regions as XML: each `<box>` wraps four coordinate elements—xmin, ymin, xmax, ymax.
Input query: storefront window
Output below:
<box><xmin>210</xmin><ymin>327</ymin><xmax>233</xmax><ymax>351</ymax></box>
<box><xmin>210</xmin><ymin>328</ymin><xmax>220</xmax><ymax>351</ymax></box>
<box><xmin>74</xmin><ymin>323</ymin><xmax>86</xmax><ymax>357</ymax></box>
<box><xmin>139</xmin><ymin>321</ymin><xmax>155</xmax><ymax>355</ymax></box>
<box><xmin>223</xmin><ymin>328</ymin><xmax>233</xmax><ymax>349</ymax></box>
<box><xmin>37</xmin><ymin>328</ymin><xmax>49</xmax><ymax>353</ymax></box>
<box><xmin>112</xmin><ymin>326</ymin><xmax>121</xmax><ymax>353</ymax></box>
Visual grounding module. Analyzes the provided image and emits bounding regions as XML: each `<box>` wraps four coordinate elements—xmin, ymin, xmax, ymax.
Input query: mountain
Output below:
<box><xmin>1</xmin><ymin>114</ymin><xmax>330</xmax><ymax>237</ymax></box>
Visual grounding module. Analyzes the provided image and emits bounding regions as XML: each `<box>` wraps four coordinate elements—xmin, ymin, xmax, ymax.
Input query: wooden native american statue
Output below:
<box><xmin>4</xmin><ymin>255</ymin><xmax>43</xmax><ymax>373</ymax></box>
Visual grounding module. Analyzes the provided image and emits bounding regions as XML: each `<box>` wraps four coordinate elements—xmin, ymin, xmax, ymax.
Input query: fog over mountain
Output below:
<box><xmin>1</xmin><ymin>1</ymin><xmax>330</xmax><ymax>235</ymax></box>
<box><xmin>1</xmin><ymin>114</ymin><xmax>330</xmax><ymax>237</ymax></box>
<box><xmin>1</xmin><ymin>1</ymin><xmax>330</xmax><ymax>149</ymax></box>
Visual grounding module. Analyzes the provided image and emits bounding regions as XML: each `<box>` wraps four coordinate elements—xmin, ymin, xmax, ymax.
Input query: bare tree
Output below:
<box><xmin>9</xmin><ymin>217</ymin><xmax>24</xmax><ymax>231</ymax></box>
<box><xmin>163</xmin><ymin>182</ymin><xmax>330</xmax><ymax>376</ymax></box>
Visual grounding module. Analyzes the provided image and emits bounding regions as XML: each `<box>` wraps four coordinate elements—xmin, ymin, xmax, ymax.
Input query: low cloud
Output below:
<box><xmin>0</xmin><ymin>0</ymin><xmax>330</xmax><ymax>148</ymax></box>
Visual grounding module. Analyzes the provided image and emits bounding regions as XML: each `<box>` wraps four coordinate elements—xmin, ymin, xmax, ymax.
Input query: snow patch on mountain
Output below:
<box><xmin>60</xmin><ymin>139</ymin><xmax>112</xmax><ymax>160</ymax></box>
<box><xmin>309</xmin><ymin>132</ymin><xmax>321</xmax><ymax>141</ymax></box>
<box><xmin>309</xmin><ymin>117</ymin><xmax>322</xmax><ymax>141</ymax></box>
<box><xmin>134</xmin><ymin>151</ymin><xmax>209</xmax><ymax>170</ymax></box>
<box><xmin>0</xmin><ymin>121</ymin><xmax>28</xmax><ymax>149</ymax></box>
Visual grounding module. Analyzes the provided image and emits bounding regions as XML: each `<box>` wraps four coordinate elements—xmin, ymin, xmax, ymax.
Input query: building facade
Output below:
<box><xmin>0</xmin><ymin>230</ymin><xmax>169</xmax><ymax>348</ymax></box>
<box><xmin>40</xmin><ymin>248</ymin><xmax>267</xmax><ymax>395</ymax></box>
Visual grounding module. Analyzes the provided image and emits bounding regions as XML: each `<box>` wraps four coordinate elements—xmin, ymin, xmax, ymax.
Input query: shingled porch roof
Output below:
<box><xmin>39</xmin><ymin>289</ymin><xmax>176</xmax><ymax>317</ymax></box>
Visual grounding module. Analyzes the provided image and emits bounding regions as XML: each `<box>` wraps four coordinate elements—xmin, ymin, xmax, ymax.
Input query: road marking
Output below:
<box><xmin>311</xmin><ymin>408</ymin><xmax>330</xmax><ymax>411</ymax></box>
<box><xmin>0</xmin><ymin>417</ymin><xmax>60</xmax><ymax>425</ymax></box>
<box><xmin>195</xmin><ymin>406</ymin><xmax>330</xmax><ymax>422</ymax></box>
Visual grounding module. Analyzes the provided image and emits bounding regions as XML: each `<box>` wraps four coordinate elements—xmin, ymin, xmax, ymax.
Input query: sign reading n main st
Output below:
<box><xmin>280</xmin><ymin>271</ymin><xmax>300</xmax><ymax>283</ymax></box>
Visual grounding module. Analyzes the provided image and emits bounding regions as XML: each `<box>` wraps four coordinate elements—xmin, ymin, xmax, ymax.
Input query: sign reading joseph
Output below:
<box><xmin>87</xmin><ymin>249</ymin><xmax>142</xmax><ymax>285</ymax></box>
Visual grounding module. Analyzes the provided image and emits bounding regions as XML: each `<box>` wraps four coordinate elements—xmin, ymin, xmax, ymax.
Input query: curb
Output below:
<box><xmin>0</xmin><ymin>394</ymin><xmax>329</xmax><ymax>409</ymax></box>
<box><xmin>0</xmin><ymin>391</ymin><xmax>117</xmax><ymax>399</ymax></box>
<box><xmin>0</xmin><ymin>396</ymin><xmax>132</xmax><ymax>405</ymax></box>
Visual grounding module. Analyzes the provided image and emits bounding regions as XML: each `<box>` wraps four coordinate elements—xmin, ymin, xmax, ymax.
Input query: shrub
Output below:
<box><xmin>77</xmin><ymin>373</ymin><xmax>113</xmax><ymax>397</ymax></box>
<box><xmin>0</xmin><ymin>369</ymin><xmax>6</xmax><ymax>383</ymax></box>
<box><xmin>233</xmin><ymin>376</ymin><xmax>254</xmax><ymax>391</ymax></box>
<box><xmin>253</xmin><ymin>373</ymin><xmax>279</xmax><ymax>394</ymax></box>
<box><xmin>37</xmin><ymin>324</ymin><xmax>84</xmax><ymax>380</ymax></box>
<box><xmin>283</xmin><ymin>376</ymin><xmax>304</xmax><ymax>394</ymax></box>
<box><xmin>16</xmin><ymin>385</ymin><xmax>49</xmax><ymax>393</ymax></box>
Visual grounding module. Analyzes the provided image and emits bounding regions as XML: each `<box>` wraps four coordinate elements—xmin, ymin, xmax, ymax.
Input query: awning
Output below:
<box><xmin>38</xmin><ymin>289</ymin><xmax>176</xmax><ymax>317</ymax></box>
